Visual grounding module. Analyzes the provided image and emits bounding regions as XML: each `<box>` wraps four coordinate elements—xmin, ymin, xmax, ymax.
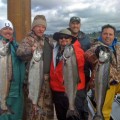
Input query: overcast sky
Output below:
<box><xmin>0</xmin><ymin>0</ymin><xmax>120</xmax><ymax>34</ymax></box>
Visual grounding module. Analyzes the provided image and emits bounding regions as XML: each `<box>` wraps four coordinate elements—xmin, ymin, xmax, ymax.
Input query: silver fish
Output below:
<box><xmin>93</xmin><ymin>50</ymin><xmax>111</xmax><ymax>120</ymax></box>
<box><xmin>0</xmin><ymin>42</ymin><xmax>9</xmax><ymax>56</ymax></box>
<box><xmin>63</xmin><ymin>45</ymin><xmax>80</xmax><ymax>118</ymax></box>
<box><xmin>28</xmin><ymin>47</ymin><xmax>45</xmax><ymax>114</ymax></box>
<box><xmin>0</xmin><ymin>41</ymin><xmax>13</xmax><ymax>115</ymax></box>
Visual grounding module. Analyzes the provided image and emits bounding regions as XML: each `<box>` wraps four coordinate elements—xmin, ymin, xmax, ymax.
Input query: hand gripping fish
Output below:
<box><xmin>93</xmin><ymin>49</ymin><xmax>111</xmax><ymax>120</ymax></box>
<box><xmin>28</xmin><ymin>47</ymin><xmax>45</xmax><ymax>115</ymax></box>
<box><xmin>0</xmin><ymin>41</ymin><xmax>13</xmax><ymax>115</ymax></box>
<box><xmin>63</xmin><ymin>45</ymin><xmax>80</xmax><ymax>119</ymax></box>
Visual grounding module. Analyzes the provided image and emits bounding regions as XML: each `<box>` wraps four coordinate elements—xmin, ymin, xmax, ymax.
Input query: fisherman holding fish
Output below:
<box><xmin>50</xmin><ymin>28</ymin><xmax>86</xmax><ymax>120</ymax></box>
<box><xmin>85</xmin><ymin>24</ymin><xmax>120</xmax><ymax>120</ymax></box>
<box><xmin>16</xmin><ymin>15</ymin><xmax>54</xmax><ymax>120</ymax></box>
<box><xmin>0</xmin><ymin>19</ymin><xmax>25</xmax><ymax>120</ymax></box>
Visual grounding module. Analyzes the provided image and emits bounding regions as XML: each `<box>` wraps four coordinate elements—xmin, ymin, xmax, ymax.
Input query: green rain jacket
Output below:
<box><xmin>0</xmin><ymin>36</ymin><xmax>25</xmax><ymax>120</ymax></box>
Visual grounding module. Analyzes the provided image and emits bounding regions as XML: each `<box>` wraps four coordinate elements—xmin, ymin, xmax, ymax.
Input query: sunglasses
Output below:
<box><xmin>59</xmin><ymin>35</ymin><xmax>71</xmax><ymax>39</ymax></box>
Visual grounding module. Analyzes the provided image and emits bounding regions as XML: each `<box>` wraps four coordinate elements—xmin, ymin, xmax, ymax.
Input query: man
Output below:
<box><xmin>16</xmin><ymin>15</ymin><xmax>54</xmax><ymax>120</ymax></box>
<box><xmin>0</xmin><ymin>19</ymin><xmax>25</xmax><ymax>120</ymax></box>
<box><xmin>50</xmin><ymin>28</ymin><xmax>85</xmax><ymax>120</ymax></box>
<box><xmin>85</xmin><ymin>24</ymin><xmax>120</xmax><ymax>120</ymax></box>
<box><xmin>68</xmin><ymin>16</ymin><xmax>91</xmax><ymax>120</ymax></box>
<box><xmin>68</xmin><ymin>16</ymin><xmax>90</xmax><ymax>51</ymax></box>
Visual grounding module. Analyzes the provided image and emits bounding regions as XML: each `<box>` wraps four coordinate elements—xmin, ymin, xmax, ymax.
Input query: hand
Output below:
<box><xmin>44</xmin><ymin>74</ymin><xmax>49</xmax><ymax>81</ymax></box>
<box><xmin>88</xmin><ymin>80</ymin><xmax>95</xmax><ymax>89</ymax></box>
<box><xmin>32</xmin><ymin>43</ymin><xmax>37</xmax><ymax>53</ymax></box>
<box><xmin>32</xmin><ymin>104</ymin><xmax>39</xmax><ymax>116</ymax></box>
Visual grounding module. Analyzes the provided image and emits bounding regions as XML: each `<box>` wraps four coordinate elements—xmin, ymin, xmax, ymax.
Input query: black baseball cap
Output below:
<box><xmin>70</xmin><ymin>16</ymin><xmax>81</xmax><ymax>23</ymax></box>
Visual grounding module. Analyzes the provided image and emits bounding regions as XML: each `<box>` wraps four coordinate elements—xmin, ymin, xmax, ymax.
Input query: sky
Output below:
<box><xmin>0</xmin><ymin>0</ymin><xmax>120</xmax><ymax>34</ymax></box>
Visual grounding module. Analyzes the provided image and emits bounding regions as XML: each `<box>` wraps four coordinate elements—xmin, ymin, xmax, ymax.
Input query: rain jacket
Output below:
<box><xmin>50</xmin><ymin>40</ymin><xmax>85</xmax><ymax>92</ymax></box>
<box><xmin>0</xmin><ymin>36</ymin><xmax>25</xmax><ymax>120</ymax></box>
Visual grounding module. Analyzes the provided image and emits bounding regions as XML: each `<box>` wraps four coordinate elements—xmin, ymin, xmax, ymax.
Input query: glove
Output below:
<box><xmin>95</xmin><ymin>45</ymin><xmax>109</xmax><ymax>58</ymax></box>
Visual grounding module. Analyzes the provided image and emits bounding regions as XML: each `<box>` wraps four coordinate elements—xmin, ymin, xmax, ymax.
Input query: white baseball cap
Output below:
<box><xmin>0</xmin><ymin>19</ymin><xmax>13</xmax><ymax>30</ymax></box>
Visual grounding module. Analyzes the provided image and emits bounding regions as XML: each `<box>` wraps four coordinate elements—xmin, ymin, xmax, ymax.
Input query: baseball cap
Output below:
<box><xmin>69</xmin><ymin>16</ymin><xmax>81</xmax><ymax>23</ymax></box>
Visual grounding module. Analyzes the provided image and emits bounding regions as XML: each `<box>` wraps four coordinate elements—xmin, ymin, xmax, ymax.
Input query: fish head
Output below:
<box><xmin>63</xmin><ymin>45</ymin><xmax>73</xmax><ymax>59</ymax></box>
<box><xmin>0</xmin><ymin>42</ymin><xmax>10</xmax><ymax>56</ymax></box>
<box><xmin>33</xmin><ymin>48</ymin><xmax>43</xmax><ymax>62</ymax></box>
<box><xmin>99</xmin><ymin>50</ymin><xmax>110</xmax><ymax>62</ymax></box>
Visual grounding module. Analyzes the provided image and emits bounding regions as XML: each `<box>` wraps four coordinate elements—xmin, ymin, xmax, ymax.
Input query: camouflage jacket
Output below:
<box><xmin>16</xmin><ymin>31</ymin><xmax>53</xmax><ymax>62</ymax></box>
<box><xmin>85</xmin><ymin>39</ymin><xmax>120</xmax><ymax>84</ymax></box>
<box><xmin>16</xmin><ymin>30</ymin><xmax>54</xmax><ymax>88</ymax></box>
<box><xmin>16</xmin><ymin>32</ymin><xmax>54</xmax><ymax>120</ymax></box>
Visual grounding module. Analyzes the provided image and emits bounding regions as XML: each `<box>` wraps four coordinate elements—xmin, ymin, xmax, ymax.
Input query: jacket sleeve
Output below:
<box><xmin>85</xmin><ymin>44</ymin><xmax>98</xmax><ymax>69</ymax></box>
<box><xmin>73</xmin><ymin>40</ymin><xmax>85</xmax><ymax>67</ymax></box>
<box><xmin>16</xmin><ymin>36</ymin><xmax>34</xmax><ymax>61</ymax></box>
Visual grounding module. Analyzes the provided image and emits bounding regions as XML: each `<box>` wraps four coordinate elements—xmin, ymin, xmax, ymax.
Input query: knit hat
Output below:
<box><xmin>0</xmin><ymin>19</ymin><xmax>13</xmax><ymax>30</ymax></box>
<box><xmin>31</xmin><ymin>15</ymin><xmax>47</xmax><ymax>29</ymax></box>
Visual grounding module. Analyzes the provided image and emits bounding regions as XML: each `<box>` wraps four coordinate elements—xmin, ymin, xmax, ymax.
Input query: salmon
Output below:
<box><xmin>63</xmin><ymin>45</ymin><xmax>80</xmax><ymax>118</ymax></box>
<box><xmin>93</xmin><ymin>50</ymin><xmax>111</xmax><ymax>120</ymax></box>
<box><xmin>28</xmin><ymin>47</ymin><xmax>45</xmax><ymax>115</ymax></box>
<box><xmin>0</xmin><ymin>41</ymin><xmax>13</xmax><ymax>115</ymax></box>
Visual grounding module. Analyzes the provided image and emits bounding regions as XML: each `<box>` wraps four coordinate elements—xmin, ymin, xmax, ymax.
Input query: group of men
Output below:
<box><xmin>0</xmin><ymin>14</ymin><xmax>120</xmax><ymax>120</ymax></box>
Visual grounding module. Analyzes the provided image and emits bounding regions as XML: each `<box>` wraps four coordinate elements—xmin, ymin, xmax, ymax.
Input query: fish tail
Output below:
<box><xmin>39</xmin><ymin>107</ymin><xmax>46</xmax><ymax>116</ymax></box>
<box><xmin>0</xmin><ymin>100</ymin><xmax>8</xmax><ymax>110</ymax></box>
<box><xmin>93</xmin><ymin>113</ymin><xmax>104</xmax><ymax>120</ymax></box>
<box><xmin>66</xmin><ymin>109</ymin><xmax>80</xmax><ymax>119</ymax></box>
<box><xmin>0</xmin><ymin>106</ymin><xmax>14</xmax><ymax>115</ymax></box>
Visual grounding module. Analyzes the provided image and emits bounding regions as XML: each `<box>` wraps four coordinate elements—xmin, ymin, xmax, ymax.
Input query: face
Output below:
<box><xmin>0</xmin><ymin>27</ymin><xmax>13</xmax><ymax>40</ymax></box>
<box><xmin>59</xmin><ymin>35</ymin><xmax>72</xmax><ymax>47</ymax></box>
<box><xmin>33</xmin><ymin>25</ymin><xmax>46</xmax><ymax>37</ymax></box>
<box><xmin>69</xmin><ymin>21</ymin><xmax>80</xmax><ymax>35</ymax></box>
<box><xmin>101</xmin><ymin>28</ymin><xmax>115</xmax><ymax>45</ymax></box>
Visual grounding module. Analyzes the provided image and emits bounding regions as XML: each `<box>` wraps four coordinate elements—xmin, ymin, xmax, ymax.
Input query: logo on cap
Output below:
<box><xmin>5</xmin><ymin>23</ymin><xmax>10</xmax><ymax>27</ymax></box>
